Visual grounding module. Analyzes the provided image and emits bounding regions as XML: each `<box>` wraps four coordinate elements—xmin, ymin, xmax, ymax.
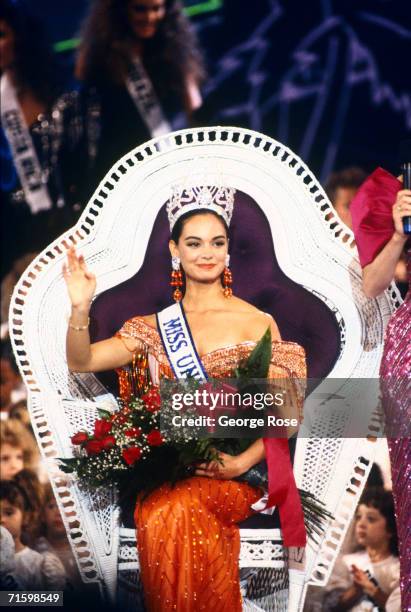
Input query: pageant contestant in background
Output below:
<box><xmin>350</xmin><ymin>167</ymin><xmax>410</xmax><ymax>610</ymax></box>
<box><xmin>0</xmin><ymin>0</ymin><xmax>84</xmax><ymax>280</ymax></box>
<box><xmin>75</xmin><ymin>0</ymin><xmax>205</xmax><ymax>191</ymax></box>
<box><xmin>63</xmin><ymin>187</ymin><xmax>307</xmax><ymax>611</ymax></box>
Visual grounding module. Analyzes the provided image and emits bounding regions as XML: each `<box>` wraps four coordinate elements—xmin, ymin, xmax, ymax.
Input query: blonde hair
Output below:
<box><xmin>9</xmin><ymin>401</ymin><xmax>33</xmax><ymax>432</ymax></box>
<box><xmin>0</xmin><ymin>418</ymin><xmax>39</xmax><ymax>471</ymax></box>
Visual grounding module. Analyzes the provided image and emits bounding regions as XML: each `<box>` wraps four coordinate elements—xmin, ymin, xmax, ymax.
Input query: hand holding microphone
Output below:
<box><xmin>399</xmin><ymin>139</ymin><xmax>411</xmax><ymax>235</ymax></box>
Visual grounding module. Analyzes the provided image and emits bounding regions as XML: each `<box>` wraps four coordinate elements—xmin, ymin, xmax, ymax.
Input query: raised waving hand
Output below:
<box><xmin>63</xmin><ymin>247</ymin><xmax>96</xmax><ymax>309</ymax></box>
<box><xmin>64</xmin><ymin>247</ymin><xmax>135</xmax><ymax>372</ymax></box>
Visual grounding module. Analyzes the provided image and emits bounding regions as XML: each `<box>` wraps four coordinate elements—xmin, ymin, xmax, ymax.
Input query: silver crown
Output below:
<box><xmin>167</xmin><ymin>185</ymin><xmax>236</xmax><ymax>231</ymax></box>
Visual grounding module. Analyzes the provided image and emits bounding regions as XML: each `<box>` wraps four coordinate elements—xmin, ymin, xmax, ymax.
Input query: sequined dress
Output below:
<box><xmin>380</xmin><ymin>244</ymin><xmax>411</xmax><ymax>610</ymax></box>
<box><xmin>351</xmin><ymin>168</ymin><xmax>411</xmax><ymax>610</ymax></box>
<box><xmin>116</xmin><ymin>317</ymin><xmax>306</xmax><ymax>612</ymax></box>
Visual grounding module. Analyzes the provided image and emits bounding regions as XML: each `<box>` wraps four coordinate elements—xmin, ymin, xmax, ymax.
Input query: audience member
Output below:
<box><xmin>0</xmin><ymin>480</ymin><xmax>66</xmax><ymax>589</ymax></box>
<box><xmin>0</xmin><ymin>0</ymin><xmax>85</xmax><ymax>280</ymax></box>
<box><xmin>8</xmin><ymin>402</ymin><xmax>32</xmax><ymax>432</ymax></box>
<box><xmin>325</xmin><ymin>167</ymin><xmax>367</xmax><ymax>230</ymax></box>
<box><xmin>1</xmin><ymin>252</ymin><xmax>38</xmax><ymax>338</ymax></box>
<box><xmin>13</xmin><ymin>469</ymin><xmax>44</xmax><ymax>543</ymax></box>
<box><xmin>0</xmin><ymin>419</ymin><xmax>39</xmax><ymax>480</ymax></box>
<box><xmin>35</xmin><ymin>483</ymin><xmax>83</xmax><ymax>588</ymax></box>
<box><xmin>324</xmin><ymin>487</ymin><xmax>400</xmax><ymax>611</ymax></box>
<box><xmin>0</xmin><ymin>525</ymin><xmax>24</xmax><ymax>589</ymax></box>
<box><xmin>0</xmin><ymin>342</ymin><xmax>26</xmax><ymax>417</ymax></box>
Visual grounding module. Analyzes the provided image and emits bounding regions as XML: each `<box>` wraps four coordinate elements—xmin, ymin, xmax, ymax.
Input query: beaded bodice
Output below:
<box><xmin>116</xmin><ymin>316</ymin><xmax>306</xmax><ymax>401</ymax></box>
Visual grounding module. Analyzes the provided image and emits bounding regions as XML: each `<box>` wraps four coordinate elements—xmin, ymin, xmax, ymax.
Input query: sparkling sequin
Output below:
<box><xmin>380</xmin><ymin>246</ymin><xmax>411</xmax><ymax>609</ymax></box>
<box><xmin>134</xmin><ymin>477</ymin><xmax>260</xmax><ymax>611</ymax></box>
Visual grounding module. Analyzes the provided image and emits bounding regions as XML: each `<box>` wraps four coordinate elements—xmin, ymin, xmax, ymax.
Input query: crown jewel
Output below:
<box><xmin>167</xmin><ymin>185</ymin><xmax>235</xmax><ymax>231</ymax></box>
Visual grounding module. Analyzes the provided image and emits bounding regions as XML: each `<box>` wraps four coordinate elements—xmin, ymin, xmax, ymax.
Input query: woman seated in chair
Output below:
<box><xmin>63</xmin><ymin>186</ymin><xmax>307</xmax><ymax>611</ymax></box>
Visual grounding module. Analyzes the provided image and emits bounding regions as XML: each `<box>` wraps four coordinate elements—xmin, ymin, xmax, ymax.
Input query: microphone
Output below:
<box><xmin>399</xmin><ymin>139</ymin><xmax>411</xmax><ymax>234</ymax></box>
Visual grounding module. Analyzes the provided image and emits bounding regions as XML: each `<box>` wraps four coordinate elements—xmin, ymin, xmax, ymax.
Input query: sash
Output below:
<box><xmin>0</xmin><ymin>74</ymin><xmax>52</xmax><ymax>213</ymax></box>
<box><xmin>125</xmin><ymin>57</ymin><xmax>171</xmax><ymax>138</ymax></box>
<box><xmin>156</xmin><ymin>302</ymin><xmax>208</xmax><ymax>381</ymax></box>
<box><xmin>156</xmin><ymin>302</ymin><xmax>306</xmax><ymax>547</ymax></box>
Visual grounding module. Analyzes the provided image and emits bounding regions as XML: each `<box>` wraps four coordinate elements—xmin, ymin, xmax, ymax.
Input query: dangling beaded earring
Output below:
<box><xmin>170</xmin><ymin>256</ymin><xmax>183</xmax><ymax>302</ymax></box>
<box><xmin>222</xmin><ymin>254</ymin><xmax>233</xmax><ymax>298</ymax></box>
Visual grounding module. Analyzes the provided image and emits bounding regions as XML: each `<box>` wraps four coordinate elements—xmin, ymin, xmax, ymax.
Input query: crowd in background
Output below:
<box><xmin>0</xmin><ymin>0</ymin><xmax>406</xmax><ymax>607</ymax></box>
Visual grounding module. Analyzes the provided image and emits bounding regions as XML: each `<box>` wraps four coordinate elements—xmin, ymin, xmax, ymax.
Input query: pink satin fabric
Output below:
<box><xmin>350</xmin><ymin>167</ymin><xmax>402</xmax><ymax>267</ymax></box>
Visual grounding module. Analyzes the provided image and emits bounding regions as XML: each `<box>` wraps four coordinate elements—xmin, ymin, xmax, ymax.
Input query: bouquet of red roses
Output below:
<box><xmin>60</xmin><ymin>385</ymin><xmax>217</xmax><ymax>494</ymax></box>
<box><xmin>59</xmin><ymin>387</ymin><xmax>171</xmax><ymax>487</ymax></box>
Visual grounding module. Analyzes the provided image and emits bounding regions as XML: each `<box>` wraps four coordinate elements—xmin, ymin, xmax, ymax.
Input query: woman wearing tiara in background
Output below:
<box><xmin>63</xmin><ymin>186</ymin><xmax>307</xmax><ymax>610</ymax></box>
<box><xmin>350</xmin><ymin>168</ymin><xmax>411</xmax><ymax>611</ymax></box>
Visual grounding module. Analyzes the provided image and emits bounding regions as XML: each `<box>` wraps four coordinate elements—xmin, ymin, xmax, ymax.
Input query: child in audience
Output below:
<box><xmin>0</xmin><ymin>419</ymin><xmax>39</xmax><ymax>480</ymax></box>
<box><xmin>8</xmin><ymin>401</ymin><xmax>33</xmax><ymax>433</ymax></box>
<box><xmin>0</xmin><ymin>480</ymin><xmax>66</xmax><ymax>589</ymax></box>
<box><xmin>13</xmin><ymin>469</ymin><xmax>44</xmax><ymax>544</ymax></box>
<box><xmin>36</xmin><ymin>483</ymin><xmax>82</xmax><ymax>587</ymax></box>
<box><xmin>0</xmin><ymin>526</ymin><xmax>24</xmax><ymax>589</ymax></box>
<box><xmin>324</xmin><ymin>487</ymin><xmax>400</xmax><ymax>611</ymax></box>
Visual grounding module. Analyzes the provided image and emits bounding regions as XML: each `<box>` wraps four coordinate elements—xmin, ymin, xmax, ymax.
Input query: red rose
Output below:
<box><xmin>71</xmin><ymin>432</ymin><xmax>88</xmax><ymax>445</ymax></box>
<box><xmin>142</xmin><ymin>388</ymin><xmax>161</xmax><ymax>413</ymax></box>
<box><xmin>125</xmin><ymin>427</ymin><xmax>142</xmax><ymax>438</ymax></box>
<box><xmin>100</xmin><ymin>435</ymin><xmax>116</xmax><ymax>450</ymax></box>
<box><xmin>146</xmin><ymin>429</ymin><xmax>164</xmax><ymax>446</ymax></box>
<box><xmin>122</xmin><ymin>446</ymin><xmax>143</xmax><ymax>465</ymax></box>
<box><xmin>85</xmin><ymin>439</ymin><xmax>103</xmax><ymax>455</ymax></box>
<box><xmin>93</xmin><ymin>419</ymin><xmax>112</xmax><ymax>438</ymax></box>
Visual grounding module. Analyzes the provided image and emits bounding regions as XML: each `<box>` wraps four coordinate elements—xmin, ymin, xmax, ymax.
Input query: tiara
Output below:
<box><xmin>167</xmin><ymin>185</ymin><xmax>236</xmax><ymax>231</ymax></box>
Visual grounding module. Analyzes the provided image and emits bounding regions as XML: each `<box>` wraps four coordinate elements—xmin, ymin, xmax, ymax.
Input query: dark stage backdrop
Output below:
<box><xmin>27</xmin><ymin>0</ymin><xmax>410</xmax><ymax>181</ymax></box>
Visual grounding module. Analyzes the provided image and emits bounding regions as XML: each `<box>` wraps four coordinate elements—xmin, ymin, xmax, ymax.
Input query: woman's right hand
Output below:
<box><xmin>63</xmin><ymin>247</ymin><xmax>96</xmax><ymax>310</ymax></box>
<box><xmin>393</xmin><ymin>189</ymin><xmax>411</xmax><ymax>238</ymax></box>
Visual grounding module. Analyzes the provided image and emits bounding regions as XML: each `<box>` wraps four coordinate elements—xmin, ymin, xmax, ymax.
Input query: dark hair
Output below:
<box><xmin>0</xmin><ymin>340</ymin><xmax>19</xmax><ymax>375</ymax></box>
<box><xmin>13</xmin><ymin>469</ymin><xmax>43</xmax><ymax>515</ymax></box>
<box><xmin>76</xmin><ymin>0</ymin><xmax>205</xmax><ymax>103</ymax></box>
<box><xmin>0</xmin><ymin>0</ymin><xmax>61</xmax><ymax>106</ymax></box>
<box><xmin>170</xmin><ymin>209</ymin><xmax>229</xmax><ymax>243</ymax></box>
<box><xmin>358</xmin><ymin>487</ymin><xmax>398</xmax><ymax>556</ymax></box>
<box><xmin>366</xmin><ymin>463</ymin><xmax>384</xmax><ymax>488</ymax></box>
<box><xmin>325</xmin><ymin>167</ymin><xmax>367</xmax><ymax>204</ymax></box>
<box><xmin>0</xmin><ymin>478</ymin><xmax>38</xmax><ymax>544</ymax></box>
<box><xmin>0</xmin><ymin>479</ymin><xmax>28</xmax><ymax>512</ymax></box>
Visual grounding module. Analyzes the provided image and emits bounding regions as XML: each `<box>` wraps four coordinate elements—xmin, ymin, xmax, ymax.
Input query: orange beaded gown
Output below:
<box><xmin>116</xmin><ymin>317</ymin><xmax>306</xmax><ymax>612</ymax></box>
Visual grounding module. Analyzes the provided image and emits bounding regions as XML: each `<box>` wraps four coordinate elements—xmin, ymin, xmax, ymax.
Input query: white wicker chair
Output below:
<box><xmin>9</xmin><ymin>127</ymin><xmax>401</xmax><ymax>611</ymax></box>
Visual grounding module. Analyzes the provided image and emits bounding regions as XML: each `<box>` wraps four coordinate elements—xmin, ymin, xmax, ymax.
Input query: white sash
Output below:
<box><xmin>156</xmin><ymin>303</ymin><xmax>208</xmax><ymax>381</ymax></box>
<box><xmin>0</xmin><ymin>74</ymin><xmax>53</xmax><ymax>213</ymax></box>
<box><xmin>125</xmin><ymin>57</ymin><xmax>171</xmax><ymax>138</ymax></box>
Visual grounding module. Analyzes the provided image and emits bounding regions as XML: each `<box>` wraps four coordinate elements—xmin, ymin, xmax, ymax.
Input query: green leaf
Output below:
<box><xmin>58</xmin><ymin>458</ymin><xmax>78</xmax><ymax>473</ymax></box>
<box><xmin>237</xmin><ymin>327</ymin><xmax>272</xmax><ymax>380</ymax></box>
<box><xmin>97</xmin><ymin>408</ymin><xmax>112</xmax><ymax>418</ymax></box>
